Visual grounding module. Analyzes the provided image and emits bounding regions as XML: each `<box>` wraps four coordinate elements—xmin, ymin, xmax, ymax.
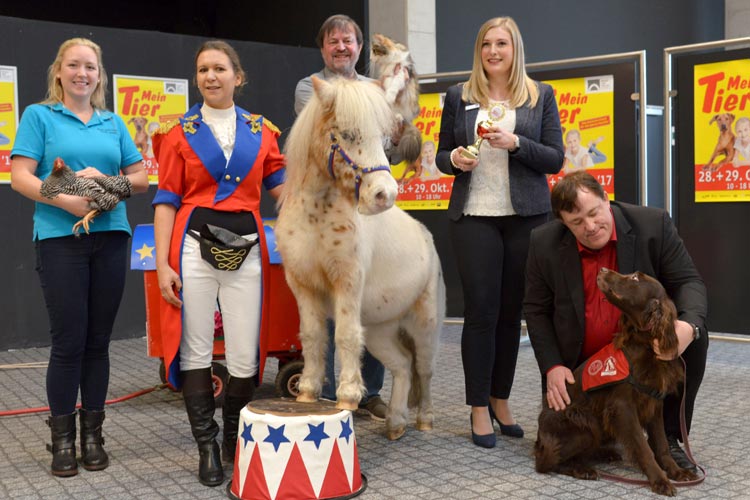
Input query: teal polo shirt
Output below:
<box><xmin>12</xmin><ymin>103</ymin><xmax>142</xmax><ymax>240</ymax></box>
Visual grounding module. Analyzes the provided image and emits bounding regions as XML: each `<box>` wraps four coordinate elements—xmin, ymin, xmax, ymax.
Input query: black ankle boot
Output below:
<box><xmin>79</xmin><ymin>409</ymin><xmax>109</xmax><ymax>471</ymax></box>
<box><xmin>46</xmin><ymin>413</ymin><xmax>78</xmax><ymax>477</ymax></box>
<box><xmin>222</xmin><ymin>376</ymin><xmax>256</xmax><ymax>464</ymax></box>
<box><xmin>182</xmin><ymin>368</ymin><xmax>224</xmax><ymax>487</ymax></box>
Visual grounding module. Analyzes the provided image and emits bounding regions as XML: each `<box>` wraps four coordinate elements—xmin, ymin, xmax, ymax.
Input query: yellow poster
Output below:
<box><xmin>545</xmin><ymin>75</ymin><xmax>615</xmax><ymax>199</ymax></box>
<box><xmin>0</xmin><ymin>66</ymin><xmax>19</xmax><ymax>183</ymax></box>
<box><xmin>393</xmin><ymin>92</ymin><xmax>453</xmax><ymax>210</ymax></box>
<box><xmin>113</xmin><ymin>75</ymin><xmax>189</xmax><ymax>184</ymax></box>
<box><xmin>693</xmin><ymin>59</ymin><xmax>750</xmax><ymax>202</ymax></box>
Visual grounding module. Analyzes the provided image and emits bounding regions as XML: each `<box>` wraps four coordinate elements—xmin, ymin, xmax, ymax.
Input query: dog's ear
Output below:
<box><xmin>652</xmin><ymin>298</ymin><xmax>679</xmax><ymax>356</ymax></box>
<box><xmin>729</xmin><ymin>113</ymin><xmax>736</xmax><ymax>123</ymax></box>
<box><xmin>709</xmin><ymin>115</ymin><xmax>718</xmax><ymax>125</ymax></box>
<box><xmin>641</xmin><ymin>297</ymin><xmax>663</xmax><ymax>330</ymax></box>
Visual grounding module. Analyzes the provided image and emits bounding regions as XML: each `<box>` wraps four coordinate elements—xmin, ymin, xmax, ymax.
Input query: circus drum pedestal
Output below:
<box><xmin>227</xmin><ymin>398</ymin><xmax>367</xmax><ymax>500</ymax></box>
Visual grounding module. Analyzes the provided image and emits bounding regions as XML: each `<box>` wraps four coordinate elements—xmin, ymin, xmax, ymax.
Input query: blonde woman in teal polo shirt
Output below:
<box><xmin>10</xmin><ymin>37</ymin><xmax>148</xmax><ymax>477</ymax></box>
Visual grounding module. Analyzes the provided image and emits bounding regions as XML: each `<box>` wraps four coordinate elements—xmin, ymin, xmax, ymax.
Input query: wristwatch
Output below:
<box><xmin>510</xmin><ymin>135</ymin><xmax>520</xmax><ymax>152</ymax></box>
<box><xmin>689</xmin><ymin>322</ymin><xmax>701</xmax><ymax>341</ymax></box>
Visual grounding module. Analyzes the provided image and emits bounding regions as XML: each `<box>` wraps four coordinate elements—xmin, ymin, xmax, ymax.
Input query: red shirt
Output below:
<box><xmin>578</xmin><ymin>222</ymin><xmax>621</xmax><ymax>363</ymax></box>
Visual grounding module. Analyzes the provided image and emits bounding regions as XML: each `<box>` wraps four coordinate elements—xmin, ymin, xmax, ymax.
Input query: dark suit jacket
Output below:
<box><xmin>435</xmin><ymin>82</ymin><xmax>564</xmax><ymax>220</ymax></box>
<box><xmin>523</xmin><ymin>201</ymin><xmax>708</xmax><ymax>377</ymax></box>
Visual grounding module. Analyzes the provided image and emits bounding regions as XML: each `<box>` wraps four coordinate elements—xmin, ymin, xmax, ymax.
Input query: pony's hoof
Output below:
<box><xmin>415</xmin><ymin>420</ymin><xmax>433</xmax><ymax>431</ymax></box>
<box><xmin>336</xmin><ymin>400</ymin><xmax>358</xmax><ymax>411</ymax></box>
<box><xmin>387</xmin><ymin>427</ymin><xmax>406</xmax><ymax>441</ymax></box>
<box><xmin>296</xmin><ymin>393</ymin><xmax>317</xmax><ymax>403</ymax></box>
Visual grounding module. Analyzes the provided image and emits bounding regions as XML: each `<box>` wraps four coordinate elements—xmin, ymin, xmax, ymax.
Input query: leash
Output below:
<box><xmin>597</xmin><ymin>357</ymin><xmax>706</xmax><ymax>487</ymax></box>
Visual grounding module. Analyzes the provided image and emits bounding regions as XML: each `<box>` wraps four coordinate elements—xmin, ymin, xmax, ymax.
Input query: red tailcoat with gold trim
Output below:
<box><xmin>152</xmin><ymin>104</ymin><xmax>285</xmax><ymax>388</ymax></box>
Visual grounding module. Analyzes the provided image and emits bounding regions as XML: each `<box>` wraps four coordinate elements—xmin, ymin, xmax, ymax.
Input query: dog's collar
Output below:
<box><xmin>627</xmin><ymin>377</ymin><xmax>669</xmax><ymax>400</ymax></box>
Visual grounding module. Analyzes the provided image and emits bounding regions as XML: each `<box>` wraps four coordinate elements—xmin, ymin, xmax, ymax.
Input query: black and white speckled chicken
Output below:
<box><xmin>40</xmin><ymin>157</ymin><xmax>132</xmax><ymax>235</ymax></box>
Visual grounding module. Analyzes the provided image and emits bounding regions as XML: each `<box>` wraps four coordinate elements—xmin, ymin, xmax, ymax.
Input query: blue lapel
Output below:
<box><xmin>514</xmin><ymin>101</ymin><xmax>530</xmax><ymax>135</ymax></box>
<box><xmin>181</xmin><ymin>104</ymin><xmax>262</xmax><ymax>204</ymax></box>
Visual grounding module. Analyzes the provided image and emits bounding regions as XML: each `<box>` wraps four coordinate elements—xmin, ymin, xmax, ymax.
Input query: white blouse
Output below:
<box><xmin>201</xmin><ymin>103</ymin><xmax>236</xmax><ymax>161</ymax></box>
<box><xmin>463</xmin><ymin>103</ymin><xmax>517</xmax><ymax>217</ymax></box>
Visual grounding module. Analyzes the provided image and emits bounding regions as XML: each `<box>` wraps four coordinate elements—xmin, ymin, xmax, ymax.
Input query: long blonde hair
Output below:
<box><xmin>462</xmin><ymin>17</ymin><xmax>538</xmax><ymax>109</ymax></box>
<box><xmin>42</xmin><ymin>38</ymin><xmax>108</xmax><ymax>109</ymax></box>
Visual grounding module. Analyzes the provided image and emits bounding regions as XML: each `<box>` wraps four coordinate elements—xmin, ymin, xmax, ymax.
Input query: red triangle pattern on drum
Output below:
<box><xmin>274</xmin><ymin>443</ymin><xmax>316</xmax><ymax>499</ymax></box>
<box><xmin>241</xmin><ymin>445</ymin><xmax>271</xmax><ymax>500</ymax></box>
<box><xmin>351</xmin><ymin>438</ymin><xmax>362</xmax><ymax>491</ymax></box>
<box><xmin>318</xmin><ymin>439</ymin><xmax>351</xmax><ymax>498</ymax></box>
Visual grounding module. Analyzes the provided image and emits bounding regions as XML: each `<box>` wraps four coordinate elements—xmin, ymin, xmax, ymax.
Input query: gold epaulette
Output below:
<box><xmin>155</xmin><ymin>119</ymin><xmax>180</xmax><ymax>135</ymax></box>
<box><xmin>263</xmin><ymin>117</ymin><xmax>281</xmax><ymax>136</ymax></box>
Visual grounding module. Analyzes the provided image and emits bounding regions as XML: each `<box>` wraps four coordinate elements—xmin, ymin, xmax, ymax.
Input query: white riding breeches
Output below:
<box><xmin>179</xmin><ymin>233</ymin><xmax>261</xmax><ymax>378</ymax></box>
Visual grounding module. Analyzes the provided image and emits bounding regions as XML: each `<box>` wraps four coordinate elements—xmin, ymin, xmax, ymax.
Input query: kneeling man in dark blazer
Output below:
<box><xmin>523</xmin><ymin>171</ymin><xmax>708</xmax><ymax>472</ymax></box>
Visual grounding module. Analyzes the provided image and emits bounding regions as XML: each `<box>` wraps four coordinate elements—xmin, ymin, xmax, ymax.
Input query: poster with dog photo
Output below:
<box><xmin>544</xmin><ymin>75</ymin><xmax>615</xmax><ymax>199</ymax></box>
<box><xmin>693</xmin><ymin>59</ymin><xmax>750</xmax><ymax>202</ymax></box>
<box><xmin>0</xmin><ymin>65</ymin><xmax>19</xmax><ymax>183</ymax></box>
<box><xmin>113</xmin><ymin>75</ymin><xmax>189</xmax><ymax>184</ymax></box>
<box><xmin>394</xmin><ymin>91</ymin><xmax>453</xmax><ymax>210</ymax></box>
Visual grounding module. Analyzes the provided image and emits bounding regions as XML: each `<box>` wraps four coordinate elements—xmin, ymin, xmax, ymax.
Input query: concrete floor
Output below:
<box><xmin>1</xmin><ymin>323</ymin><xmax>748</xmax><ymax>499</ymax></box>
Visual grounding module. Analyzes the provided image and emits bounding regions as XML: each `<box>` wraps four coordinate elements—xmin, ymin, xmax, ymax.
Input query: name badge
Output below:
<box><xmin>465</xmin><ymin>104</ymin><xmax>479</xmax><ymax>111</ymax></box>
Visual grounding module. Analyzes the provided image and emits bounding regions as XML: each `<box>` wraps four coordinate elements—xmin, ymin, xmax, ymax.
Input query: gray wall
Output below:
<box><xmin>0</xmin><ymin>15</ymin><xmax>321</xmax><ymax>350</ymax></box>
<box><xmin>435</xmin><ymin>0</ymin><xmax>724</xmax><ymax>106</ymax></box>
<box><xmin>0</xmin><ymin>2</ymin><xmax>735</xmax><ymax>349</ymax></box>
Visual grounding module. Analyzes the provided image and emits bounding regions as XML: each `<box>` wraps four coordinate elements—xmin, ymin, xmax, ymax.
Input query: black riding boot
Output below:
<box><xmin>46</xmin><ymin>413</ymin><xmax>78</xmax><ymax>477</ymax></box>
<box><xmin>79</xmin><ymin>409</ymin><xmax>109</xmax><ymax>471</ymax></box>
<box><xmin>222</xmin><ymin>376</ymin><xmax>256</xmax><ymax>464</ymax></box>
<box><xmin>182</xmin><ymin>368</ymin><xmax>224</xmax><ymax>487</ymax></box>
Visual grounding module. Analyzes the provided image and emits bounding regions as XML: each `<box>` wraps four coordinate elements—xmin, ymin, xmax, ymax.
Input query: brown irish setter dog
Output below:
<box><xmin>534</xmin><ymin>269</ymin><xmax>698</xmax><ymax>496</ymax></box>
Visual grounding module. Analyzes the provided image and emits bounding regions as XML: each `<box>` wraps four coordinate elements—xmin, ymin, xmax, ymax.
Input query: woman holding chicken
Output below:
<box><xmin>10</xmin><ymin>38</ymin><xmax>148</xmax><ymax>476</ymax></box>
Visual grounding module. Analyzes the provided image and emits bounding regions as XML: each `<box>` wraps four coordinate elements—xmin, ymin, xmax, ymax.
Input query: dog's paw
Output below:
<box><xmin>570</xmin><ymin>466</ymin><xmax>598</xmax><ymax>480</ymax></box>
<box><xmin>669</xmin><ymin>467</ymin><xmax>698</xmax><ymax>482</ymax></box>
<box><xmin>593</xmin><ymin>447</ymin><xmax>622</xmax><ymax>463</ymax></box>
<box><xmin>650</xmin><ymin>478</ymin><xmax>677</xmax><ymax>496</ymax></box>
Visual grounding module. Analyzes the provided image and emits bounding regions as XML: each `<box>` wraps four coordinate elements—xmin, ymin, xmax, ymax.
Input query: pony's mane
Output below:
<box><xmin>283</xmin><ymin>78</ymin><xmax>395</xmax><ymax>192</ymax></box>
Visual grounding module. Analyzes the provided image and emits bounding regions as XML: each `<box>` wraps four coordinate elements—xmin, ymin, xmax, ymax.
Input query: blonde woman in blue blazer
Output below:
<box><xmin>435</xmin><ymin>16</ymin><xmax>564</xmax><ymax>448</ymax></box>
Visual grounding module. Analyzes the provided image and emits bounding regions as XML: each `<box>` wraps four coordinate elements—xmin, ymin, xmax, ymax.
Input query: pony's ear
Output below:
<box><xmin>312</xmin><ymin>76</ymin><xmax>335</xmax><ymax>109</ymax></box>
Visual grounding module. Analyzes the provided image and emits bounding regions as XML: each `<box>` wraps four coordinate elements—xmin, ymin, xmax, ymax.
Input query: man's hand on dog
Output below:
<box><xmin>546</xmin><ymin>366</ymin><xmax>575</xmax><ymax>411</ymax></box>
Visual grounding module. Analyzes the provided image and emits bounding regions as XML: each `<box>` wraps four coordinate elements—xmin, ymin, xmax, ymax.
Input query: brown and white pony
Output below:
<box><xmin>275</xmin><ymin>76</ymin><xmax>445</xmax><ymax>440</ymax></box>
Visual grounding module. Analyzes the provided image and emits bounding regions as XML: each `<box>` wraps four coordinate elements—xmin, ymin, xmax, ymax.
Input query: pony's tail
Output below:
<box><xmin>397</xmin><ymin>122</ymin><xmax>422</xmax><ymax>166</ymax></box>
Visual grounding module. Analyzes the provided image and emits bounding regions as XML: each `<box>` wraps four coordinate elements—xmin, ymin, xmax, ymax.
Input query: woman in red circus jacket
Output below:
<box><xmin>152</xmin><ymin>40</ymin><xmax>285</xmax><ymax>488</ymax></box>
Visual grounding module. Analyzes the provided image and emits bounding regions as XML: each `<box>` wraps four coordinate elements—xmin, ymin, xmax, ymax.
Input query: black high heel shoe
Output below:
<box><xmin>469</xmin><ymin>413</ymin><xmax>496</xmax><ymax>448</ymax></box>
<box><xmin>488</xmin><ymin>405</ymin><xmax>524</xmax><ymax>438</ymax></box>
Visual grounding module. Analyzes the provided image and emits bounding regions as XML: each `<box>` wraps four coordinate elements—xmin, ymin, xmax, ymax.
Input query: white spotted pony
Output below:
<box><xmin>276</xmin><ymin>76</ymin><xmax>445</xmax><ymax>440</ymax></box>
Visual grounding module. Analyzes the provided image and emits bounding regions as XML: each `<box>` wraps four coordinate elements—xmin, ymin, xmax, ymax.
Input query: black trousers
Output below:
<box><xmin>36</xmin><ymin>231</ymin><xmax>129</xmax><ymax>415</ymax></box>
<box><xmin>450</xmin><ymin>213</ymin><xmax>547</xmax><ymax>406</ymax></box>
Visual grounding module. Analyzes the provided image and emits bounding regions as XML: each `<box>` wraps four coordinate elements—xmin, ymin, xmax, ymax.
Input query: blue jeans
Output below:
<box><xmin>321</xmin><ymin>319</ymin><xmax>385</xmax><ymax>403</ymax></box>
<box><xmin>35</xmin><ymin>231</ymin><xmax>129</xmax><ymax>415</ymax></box>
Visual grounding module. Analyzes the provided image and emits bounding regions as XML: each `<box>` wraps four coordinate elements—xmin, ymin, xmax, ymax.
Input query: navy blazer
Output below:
<box><xmin>523</xmin><ymin>201</ymin><xmax>708</xmax><ymax>377</ymax></box>
<box><xmin>435</xmin><ymin>82</ymin><xmax>564</xmax><ymax>221</ymax></box>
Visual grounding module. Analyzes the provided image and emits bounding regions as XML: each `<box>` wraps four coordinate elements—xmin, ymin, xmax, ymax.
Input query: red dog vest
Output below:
<box><xmin>582</xmin><ymin>343</ymin><xmax>630</xmax><ymax>392</ymax></box>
